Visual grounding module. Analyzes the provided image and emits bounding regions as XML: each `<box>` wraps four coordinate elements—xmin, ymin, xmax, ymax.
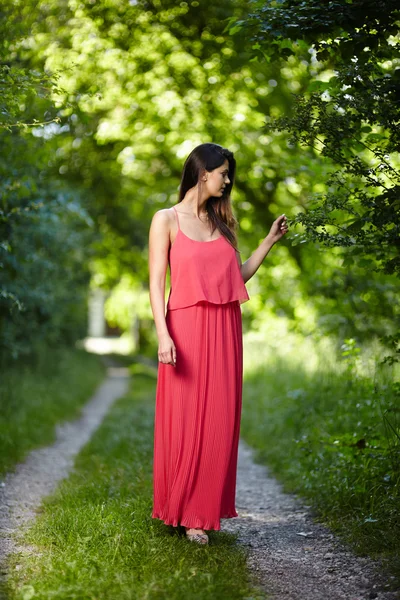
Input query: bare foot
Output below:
<box><xmin>185</xmin><ymin>527</ymin><xmax>206</xmax><ymax>535</ymax></box>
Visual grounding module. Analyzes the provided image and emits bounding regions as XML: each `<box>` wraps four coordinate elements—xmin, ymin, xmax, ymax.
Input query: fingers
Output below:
<box><xmin>166</xmin><ymin>347</ymin><xmax>176</xmax><ymax>366</ymax></box>
<box><xmin>158</xmin><ymin>346</ymin><xmax>177</xmax><ymax>366</ymax></box>
<box><xmin>279</xmin><ymin>214</ymin><xmax>288</xmax><ymax>234</ymax></box>
<box><xmin>158</xmin><ymin>350</ymin><xmax>167</xmax><ymax>363</ymax></box>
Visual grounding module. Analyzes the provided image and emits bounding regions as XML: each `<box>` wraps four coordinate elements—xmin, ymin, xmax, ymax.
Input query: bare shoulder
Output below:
<box><xmin>150</xmin><ymin>208</ymin><xmax>174</xmax><ymax>233</ymax></box>
<box><xmin>151</xmin><ymin>208</ymin><xmax>174</xmax><ymax>224</ymax></box>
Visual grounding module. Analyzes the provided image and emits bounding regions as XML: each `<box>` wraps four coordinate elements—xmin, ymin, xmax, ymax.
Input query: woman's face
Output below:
<box><xmin>204</xmin><ymin>159</ymin><xmax>231</xmax><ymax>197</ymax></box>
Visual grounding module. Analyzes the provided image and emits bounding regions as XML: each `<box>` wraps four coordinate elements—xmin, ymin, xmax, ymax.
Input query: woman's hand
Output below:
<box><xmin>158</xmin><ymin>333</ymin><xmax>177</xmax><ymax>366</ymax></box>
<box><xmin>239</xmin><ymin>214</ymin><xmax>289</xmax><ymax>284</ymax></box>
<box><xmin>266</xmin><ymin>214</ymin><xmax>288</xmax><ymax>245</ymax></box>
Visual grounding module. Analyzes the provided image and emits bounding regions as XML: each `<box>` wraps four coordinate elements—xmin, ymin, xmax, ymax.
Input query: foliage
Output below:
<box><xmin>5</xmin><ymin>373</ymin><xmax>258</xmax><ymax>600</ymax></box>
<box><xmin>0</xmin><ymin>1</ymin><xmax>63</xmax><ymax>130</ymax></box>
<box><xmin>1</xmin><ymin>0</ymin><xmax>399</xmax><ymax>359</ymax></box>
<box><xmin>228</xmin><ymin>0</ymin><xmax>400</xmax><ymax>360</ymax></box>
<box><xmin>230</xmin><ymin>0</ymin><xmax>400</xmax><ymax>274</ymax></box>
<box><xmin>0</xmin><ymin>2</ymin><xmax>96</xmax><ymax>360</ymax></box>
<box><xmin>15</xmin><ymin>0</ymin><xmax>396</xmax><ymax>350</ymax></box>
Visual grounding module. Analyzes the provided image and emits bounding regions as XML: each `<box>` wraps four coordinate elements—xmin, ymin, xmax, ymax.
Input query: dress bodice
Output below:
<box><xmin>166</xmin><ymin>206</ymin><xmax>250</xmax><ymax>311</ymax></box>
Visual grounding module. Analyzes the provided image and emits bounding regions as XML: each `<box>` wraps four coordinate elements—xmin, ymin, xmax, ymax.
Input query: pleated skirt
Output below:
<box><xmin>151</xmin><ymin>300</ymin><xmax>243</xmax><ymax>531</ymax></box>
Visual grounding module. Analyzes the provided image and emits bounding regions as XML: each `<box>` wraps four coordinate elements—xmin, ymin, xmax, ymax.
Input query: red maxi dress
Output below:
<box><xmin>152</xmin><ymin>206</ymin><xmax>250</xmax><ymax>531</ymax></box>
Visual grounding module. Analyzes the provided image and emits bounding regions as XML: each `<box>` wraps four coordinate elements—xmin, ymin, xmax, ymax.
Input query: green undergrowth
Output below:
<box><xmin>241</xmin><ymin>335</ymin><xmax>400</xmax><ymax>590</ymax></box>
<box><xmin>5</xmin><ymin>372</ymin><xmax>260</xmax><ymax>600</ymax></box>
<box><xmin>0</xmin><ymin>346</ymin><xmax>105</xmax><ymax>477</ymax></box>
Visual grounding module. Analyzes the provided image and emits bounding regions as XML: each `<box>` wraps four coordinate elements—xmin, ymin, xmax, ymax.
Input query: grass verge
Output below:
<box><xmin>0</xmin><ymin>346</ymin><xmax>105</xmax><ymax>477</ymax></box>
<box><xmin>241</xmin><ymin>334</ymin><xmax>400</xmax><ymax>591</ymax></box>
<box><xmin>5</xmin><ymin>371</ymin><xmax>260</xmax><ymax>600</ymax></box>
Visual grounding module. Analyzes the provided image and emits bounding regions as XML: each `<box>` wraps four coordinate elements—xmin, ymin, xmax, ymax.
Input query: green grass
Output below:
<box><xmin>0</xmin><ymin>346</ymin><xmax>105</xmax><ymax>477</ymax></box>
<box><xmin>241</xmin><ymin>333</ymin><xmax>400</xmax><ymax>590</ymax></box>
<box><xmin>5</xmin><ymin>372</ymin><xmax>261</xmax><ymax>600</ymax></box>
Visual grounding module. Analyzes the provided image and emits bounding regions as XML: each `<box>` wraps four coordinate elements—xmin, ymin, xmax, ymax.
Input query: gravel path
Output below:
<box><xmin>222</xmin><ymin>440</ymin><xmax>398</xmax><ymax>600</ymax></box>
<box><xmin>0</xmin><ymin>367</ymin><xmax>129</xmax><ymax>578</ymax></box>
<box><xmin>1</xmin><ymin>368</ymin><xmax>397</xmax><ymax>599</ymax></box>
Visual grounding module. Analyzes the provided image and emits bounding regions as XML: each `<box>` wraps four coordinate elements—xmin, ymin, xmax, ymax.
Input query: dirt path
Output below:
<box><xmin>222</xmin><ymin>440</ymin><xmax>398</xmax><ymax>600</ymax></box>
<box><xmin>0</xmin><ymin>367</ymin><xmax>129</xmax><ymax>578</ymax></box>
<box><xmin>1</xmin><ymin>368</ymin><xmax>398</xmax><ymax>599</ymax></box>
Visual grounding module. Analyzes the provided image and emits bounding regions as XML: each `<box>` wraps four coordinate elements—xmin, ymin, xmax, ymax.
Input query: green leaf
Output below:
<box><xmin>365</xmin><ymin>133</ymin><xmax>385</xmax><ymax>144</ymax></box>
<box><xmin>307</xmin><ymin>80</ymin><xmax>331</xmax><ymax>93</ymax></box>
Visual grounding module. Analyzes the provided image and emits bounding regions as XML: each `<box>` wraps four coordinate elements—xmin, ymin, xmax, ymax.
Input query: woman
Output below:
<box><xmin>148</xmin><ymin>143</ymin><xmax>288</xmax><ymax>544</ymax></box>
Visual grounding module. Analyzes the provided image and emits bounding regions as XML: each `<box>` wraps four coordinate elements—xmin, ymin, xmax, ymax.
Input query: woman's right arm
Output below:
<box><xmin>148</xmin><ymin>210</ymin><xmax>176</xmax><ymax>366</ymax></box>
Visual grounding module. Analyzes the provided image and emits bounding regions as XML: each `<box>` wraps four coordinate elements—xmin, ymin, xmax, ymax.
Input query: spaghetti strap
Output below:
<box><xmin>172</xmin><ymin>206</ymin><xmax>180</xmax><ymax>230</ymax></box>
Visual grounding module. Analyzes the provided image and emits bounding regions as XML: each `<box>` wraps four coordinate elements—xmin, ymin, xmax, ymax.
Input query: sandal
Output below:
<box><xmin>185</xmin><ymin>530</ymin><xmax>209</xmax><ymax>545</ymax></box>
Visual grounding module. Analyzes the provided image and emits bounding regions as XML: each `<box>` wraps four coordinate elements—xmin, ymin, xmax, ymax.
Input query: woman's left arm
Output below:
<box><xmin>237</xmin><ymin>214</ymin><xmax>288</xmax><ymax>284</ymax></box>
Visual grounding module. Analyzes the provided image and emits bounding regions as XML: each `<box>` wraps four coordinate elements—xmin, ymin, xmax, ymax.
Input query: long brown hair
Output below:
<box><xmin>178</xmin><ymin>143</ymin><xmax>238</xmax><ymax>249</ymax></box>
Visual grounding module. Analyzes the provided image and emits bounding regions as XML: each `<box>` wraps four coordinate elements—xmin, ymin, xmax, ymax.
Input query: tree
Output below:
<box><xmin>230</xmin><ymin>0</ymin><xmax>400</xmax><ymax>277</ymax></box>
<box><xmin>0</xmin><ymin>1</ymin><xmax>94</xmax><ymax>361</ymax></box>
